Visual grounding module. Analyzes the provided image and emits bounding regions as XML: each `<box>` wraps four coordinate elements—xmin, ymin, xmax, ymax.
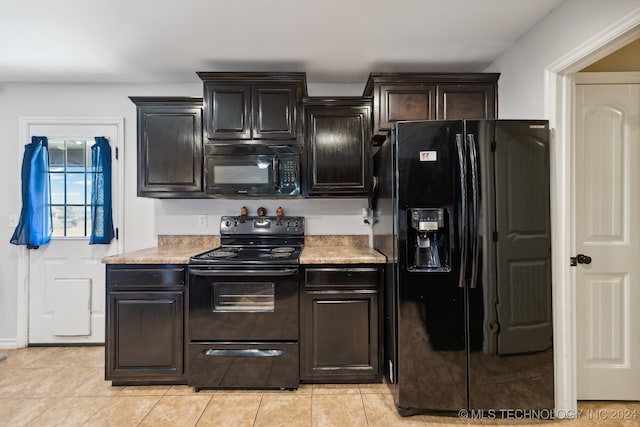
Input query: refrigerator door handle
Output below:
<box><xmin>467</xmin><ymin>133</ymin><xmax>480</xmax><ymax>289</ymax></box>
<box><xmin>456</xmin><ymin>134</ymin><xmax>467</xmax><ymax>288</ymax></box>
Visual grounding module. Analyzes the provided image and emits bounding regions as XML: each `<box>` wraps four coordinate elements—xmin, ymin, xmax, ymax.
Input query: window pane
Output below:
<box><xmin>86</xmin><ymin>142</ymin><xmax>93</xmax><ymax>168</ymax></box>
<box><xmin>47</xmin><ymin>137</ymin><xmax>94</xmax><ymax>238</ymax></box>
<box><xmin>51</xmin><ymin>206</ymin><xmax>65</xmax><ymax>237</ymax></box>
<box><xmin>86</xmin><ymin>206</ymin><xmax>92</xmax><ymax>237</ymax></box>
<box><xmin>50</xmin><ymin>173</ymin><xmax>65</xmax><ymax>204</ymax></box>
<box><xmin>66</xmin><ymin>173</ymin><xmax>86</xmax><ymax>205</ymax></box>
<box><xmin>66</xmin><ymin>141</ymin><xmax>86</xmax><ymax>168</ymax></box>
<box><xmin>65</xmin><ymin>206</ymin><xmax>86</xmax><ymax>237</ymax></box>
<box><xmin>86</xmin><ymin>173</ymin><xmax>93</xmax><ymax>204</ymax></box>
<box><xmin>48</xmin><ymin>140</ymin><xmax>65</xmax><ymax>171</ymax></box>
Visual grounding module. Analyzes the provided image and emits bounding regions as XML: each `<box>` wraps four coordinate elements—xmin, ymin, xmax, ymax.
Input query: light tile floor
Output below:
<box><xmin>0</xmin><ymin>346</ymin><xmax>638</xmax><ymax>426</ymax></box>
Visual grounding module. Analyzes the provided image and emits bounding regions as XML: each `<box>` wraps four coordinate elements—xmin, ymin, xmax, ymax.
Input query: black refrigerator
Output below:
<box><xmin>372</xmin><ymin>120</ymin><xmax>554</xmax><ymax>416</ymax></box>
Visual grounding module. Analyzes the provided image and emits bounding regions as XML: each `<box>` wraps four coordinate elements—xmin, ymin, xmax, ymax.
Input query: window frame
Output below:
<box><xmin>48</xmin><ymin>138</ymin><xmax>95</xmax><ymax>239</ymax></box>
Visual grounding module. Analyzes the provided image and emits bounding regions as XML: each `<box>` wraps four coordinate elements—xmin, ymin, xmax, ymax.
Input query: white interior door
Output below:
<box><xmin>25</xmin><ymin>120</ymin><xmax>123</xmax><ymax>344</ymax></box>
<box><xmin>574</xmin><ymin>74</ymin><xmax>640</xmax><ymax>400</ymax></box>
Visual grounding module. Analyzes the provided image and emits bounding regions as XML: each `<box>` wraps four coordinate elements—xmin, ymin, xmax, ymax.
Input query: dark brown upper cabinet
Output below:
<box><xmin>130</xmin><ymin>97</ymin><xmax>204</xmax><ymax>198</ymax></box>
<box><xmin>437</xmin><ymin>82</ymin><xmax>497</xmax><ymax>120</ymax></box>
<box><xmin>303</xmin><ymin>97</ymin><xmax>372</xmax><ymax>197</ymax></box>
<box><xmin>197</xmin><ymin>72</ymin><xmax>307</xmax><ymax>144</ymax></box>
<box><xmin>364</xmin><ymin>73</ymin><xmax>499</xmax><ymax>142</ymax></box>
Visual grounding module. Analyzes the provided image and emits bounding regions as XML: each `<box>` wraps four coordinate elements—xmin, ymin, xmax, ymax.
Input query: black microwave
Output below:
<box><xmin>204</xmin><ymin>145</ymin><xmax>300</xmax><ymax>197</ymax></box>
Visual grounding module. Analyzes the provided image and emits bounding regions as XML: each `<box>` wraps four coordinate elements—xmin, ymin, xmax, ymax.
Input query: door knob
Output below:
<box><xmin>570</xmin><ymin>254</ymin><xmax>592</xmax><ymax>266</ymax></box>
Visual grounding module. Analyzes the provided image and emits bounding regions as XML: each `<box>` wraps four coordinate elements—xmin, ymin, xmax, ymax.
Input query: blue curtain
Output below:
<box><xmin>89</xmin><ymin>136</ymin><xmax>114</xmax><ymax>244</ymax></box>
<box><xmin>10</xmin><ymin>136</ymin><xmax>53</xmax><ymax>249</ymax></box>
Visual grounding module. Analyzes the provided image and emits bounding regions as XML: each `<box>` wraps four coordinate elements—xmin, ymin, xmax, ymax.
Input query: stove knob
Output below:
<box><xmin>225</xmin><ymin>220</ymin><xmax>231</xmax><ymax>227</ymax></box>
<box><xmin>233</xmin><ymin>220</ymin><xmax>239</xmax><ymax>227</ymax></box>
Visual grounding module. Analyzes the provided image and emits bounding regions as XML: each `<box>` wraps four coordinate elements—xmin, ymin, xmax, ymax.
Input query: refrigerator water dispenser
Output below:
<box><xmin>408</xmin><ymin>208</ymin><xmax>450</xmax><ymax>271</ymax></box>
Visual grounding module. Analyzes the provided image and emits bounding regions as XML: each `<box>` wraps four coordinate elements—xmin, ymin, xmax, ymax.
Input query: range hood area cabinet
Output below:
<box><xmin>130</xmin><ymin>97</ymin><xmax>204</xmax><ymax>198</ymax></box>
<box><xmin>197</xmin><ymin>72</ymin><xmax>307</xmax><ymax>144</ymax></box>
<box><xmin>302</xmin><ymin>97</ymin><xmax>373</xmax><ymax>197</ymax></box>
<box><xmin>363</xmin><ymin>73</ymin><xmax>499</xmax><ymax>142</ymax></box>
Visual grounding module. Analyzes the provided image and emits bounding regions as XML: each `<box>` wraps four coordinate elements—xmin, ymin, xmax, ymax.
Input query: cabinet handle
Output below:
<box><xmin>203</xmin><ymin>349</ymin><xmax>284</xmax><ymax>358</ymax></box>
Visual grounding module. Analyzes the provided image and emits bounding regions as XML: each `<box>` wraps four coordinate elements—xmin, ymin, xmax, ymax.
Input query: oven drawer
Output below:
<box><xmin>188</xmin><ymin>342</ymin><xmax>299</xmax><ymax>390</ymax></box>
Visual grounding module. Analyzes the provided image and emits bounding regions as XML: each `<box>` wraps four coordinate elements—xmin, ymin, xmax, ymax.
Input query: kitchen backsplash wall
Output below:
<box><xmin>155</xmin><ymin>198</ymin><xmax>371</xmax><ymax>236</ymax></box>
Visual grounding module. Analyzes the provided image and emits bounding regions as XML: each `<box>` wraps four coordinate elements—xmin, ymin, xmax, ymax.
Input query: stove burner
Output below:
<box><xmin>271</xmin><ymin>247</ymin><xmax>294</xmax><ymax>253</ymax></box>
<box><xmin>208</xmin><ymin>250</ymin><xmax>239</xmax><ymax>258</ymax></box>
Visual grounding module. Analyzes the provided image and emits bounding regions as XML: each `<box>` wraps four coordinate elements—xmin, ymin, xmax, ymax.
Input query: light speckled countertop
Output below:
<box><xmin>102</xmin><ymin>235</ymin><xmax>385</xmax><ymax>265</ymax></box>
<box><xmin>102</xmin><ymin>235</ymin><xmax>219</xmax><ymax>264</ymax></box>
<box><xmin>301</xmin><ymin>235</ymin><xmax>385</xmax><ymax>264</ymax></box>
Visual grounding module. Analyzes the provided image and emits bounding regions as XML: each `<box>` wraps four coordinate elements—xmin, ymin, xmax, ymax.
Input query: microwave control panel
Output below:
<box><xmin>280</xmin><ymin>158</ymin><xmax>298</xmax><ymax>190</ymax></box>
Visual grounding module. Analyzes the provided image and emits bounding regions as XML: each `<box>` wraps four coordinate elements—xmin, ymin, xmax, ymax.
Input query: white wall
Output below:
<box><xmin>483</xmin><ymin>0</ymin><xmax>640</xmax><ymax>411</ymax></box>
<box><xmin>0</xmin><ymin>81</ymin><xmax>369</xmax><ymax>344</ymax></box>
<box><xmin>485</xmin><ymin>0</ymin><xmax>640</xmax><ymax>118</ymax></box>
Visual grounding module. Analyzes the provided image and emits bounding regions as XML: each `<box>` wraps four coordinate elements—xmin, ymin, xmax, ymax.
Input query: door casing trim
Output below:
<box><xmin>16</xmin><ymin>117</ymin><xmax>125</xmax><ymax>348</ymax></box>
<box><xmin>544</xmin><ymin>9</ymin><xmax>640</xmax><ymax>415</ymax></box>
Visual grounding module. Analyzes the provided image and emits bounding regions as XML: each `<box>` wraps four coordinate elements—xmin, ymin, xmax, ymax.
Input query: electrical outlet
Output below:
<box><xmin>9</xmin><ymin>214</ymin><xmax>18</xmax><ymax>227</ymax></box>
<box><xmin>197</xmin><ymin>215</ymin><xmax>207</xmax><ymax>228</ymax></box>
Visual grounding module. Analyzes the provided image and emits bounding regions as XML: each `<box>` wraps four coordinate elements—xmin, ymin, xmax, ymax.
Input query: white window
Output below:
<box><xmin>48</xmin><ymin>138</ymin><xmax>94</xmax><ymax>237</ymax></box>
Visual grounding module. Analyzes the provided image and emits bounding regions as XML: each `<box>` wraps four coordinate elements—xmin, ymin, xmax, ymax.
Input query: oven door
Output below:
<box><xmin>188</xmin><ymin>267</ymin><xmax>299</xmax><ymax>341</ymax></box>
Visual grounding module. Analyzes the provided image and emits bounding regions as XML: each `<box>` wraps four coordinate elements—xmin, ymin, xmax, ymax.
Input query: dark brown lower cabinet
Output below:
<box><xmin>300</xmin><ymin>266</ymin><xmax>382</xmax><ymax>383</ymax></box>
<box><xmin>106</xmin><ymin>265</ymin><xmax>186</xmax><ymax>385</ymax></box>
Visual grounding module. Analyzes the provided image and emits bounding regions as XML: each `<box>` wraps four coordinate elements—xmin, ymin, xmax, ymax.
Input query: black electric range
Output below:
<box><xmin>187</xmin><ymin>215</ymin><xmax>304</xmax><ymax>391</ymax></box>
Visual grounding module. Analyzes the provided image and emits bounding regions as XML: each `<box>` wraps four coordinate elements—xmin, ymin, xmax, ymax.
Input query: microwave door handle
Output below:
<box><xmin>273</xmin><ymin>157</ymin><xmax>280</xmax><ymax>191</ymax></box>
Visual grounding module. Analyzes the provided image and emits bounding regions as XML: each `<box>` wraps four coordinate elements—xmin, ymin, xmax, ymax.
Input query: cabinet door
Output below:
<box><xmin>138</xmin><ymin>105</ymin><xmax>203</xmax><ymax>197</ymax></box>
<box><xmin>107</xmin><ymin>290</ymin><xmax>185</xmax><ymax>384</ymax></box>
<box><xmin>253</xmin><ymin>84</ymin><xmax>298</xmax><ymax>140</ymax></box>
<box><xmin>437</xmin><ymin>83</ymin><xmax>496</xmax><ymax>120</ymax></box>
<box><xmin>305</xmin><ymin>106</ymin><xmax>371</xmax><ymax>196</ymax></box>
<box><xmin>204</xmin><ymin>83</ymin><xmax>252</xmax><ymax>140</ymax></box>
<box><xmin>301</xmin><ymin>290</ymin><xmax>379</xmax><ymax>382</ymax></box>
<box><xmin>377</xmin><ymin>84</ymin><xmax>436</xmax><ymax>135</ymax></box>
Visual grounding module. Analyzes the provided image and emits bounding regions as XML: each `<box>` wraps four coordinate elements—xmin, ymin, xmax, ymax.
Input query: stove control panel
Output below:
<box><xmin>220</xmin><ymin>216</ymin><xmax>304</xmax><ymax>235</ymax></box>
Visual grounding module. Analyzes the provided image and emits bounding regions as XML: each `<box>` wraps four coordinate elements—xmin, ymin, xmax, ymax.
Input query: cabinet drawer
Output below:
<box><xmin>108</xmin><ymin>266</ymin><xmax>185</xmax><ymax>288</ymax></box>
<box><xmin>305</xmin><ymin>268</ymin><xmax>379</xmax><ymax>289</ymax></box>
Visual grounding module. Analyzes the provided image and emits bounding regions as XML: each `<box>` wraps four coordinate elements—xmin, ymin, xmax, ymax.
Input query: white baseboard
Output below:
<box><xmin>0</xmin><ymin>338</ymin><xmax>21</xmax><ymax>349</ymax></box>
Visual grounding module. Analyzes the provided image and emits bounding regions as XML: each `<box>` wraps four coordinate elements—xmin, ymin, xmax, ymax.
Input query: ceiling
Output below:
<box><xmin>0</xmin><ymin>0</ymin><xmax>565</xmax><ymax>84</ymax></box>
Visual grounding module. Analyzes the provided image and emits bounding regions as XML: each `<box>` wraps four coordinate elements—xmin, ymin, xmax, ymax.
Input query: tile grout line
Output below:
<box><xmin>310</xmin><ymin>385</ymin><xmax>314</xmax><ymax>427</ymax></box>
<box><xmin>252</xmin><ymin>392</ymin><xmax>264</xmax><ymax>427</ymax></box>
<box><xmin>193</xmin><ymin>393</ymin><xmax>214</xmax><ymax>426</ymax></box>
<box><xmin>134</xmin><ymin>391</ymin><xmax>165</xmax><ymax>427</ymax></box>
<box><xmin>77</xmin><ymin>394</ymin><xmax>116</xmax><ymax>425</ymax></box>
<box><xmin>359</xmin><ymin>389</ymin><xmax>371</xmax><ymax>427</ymax></box>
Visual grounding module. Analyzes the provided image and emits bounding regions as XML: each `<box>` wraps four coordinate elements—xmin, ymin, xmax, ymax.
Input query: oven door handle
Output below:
<box><xmin>203</xmin><ymin>349</ymin><xmax>284</xmax><ymax>358</ymax></box>
<box><xmin>189</xmin><ymin>268</ymin><xmax>298</xmax><ymax>277</ymax></box>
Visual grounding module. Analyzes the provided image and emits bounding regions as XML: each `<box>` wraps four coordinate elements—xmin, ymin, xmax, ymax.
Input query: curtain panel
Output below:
<box><xmin>89</xmin><ymin>136</ymin><xmax>114</xmax><ymax>244</ymax></box>
<box><xmin>10</xmin><ymin>136</ymin><xmax>52</xmax><ymax>249</ymax></box>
